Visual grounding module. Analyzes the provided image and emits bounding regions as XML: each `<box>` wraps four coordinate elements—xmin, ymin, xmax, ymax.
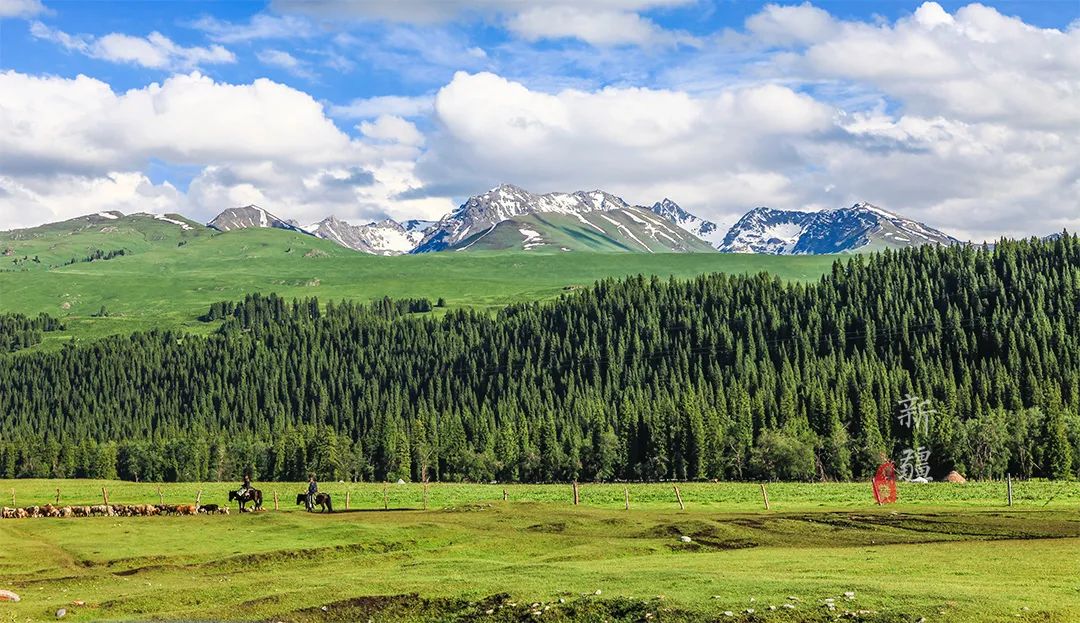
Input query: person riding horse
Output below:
<box><xmin>305</xmin><ymin>475</ymin><xmax>318</xmax><ymax>511</ymax></box>
<box><xmin>228</xmin><ymin>473</ymin><xmax>262</xmax><ymax>511</ymax></box>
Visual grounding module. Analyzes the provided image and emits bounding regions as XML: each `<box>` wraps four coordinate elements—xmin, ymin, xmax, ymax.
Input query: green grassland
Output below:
<box><xmin>0</xmin><ymin>223</ymin><xmax>835</xmax><ymax>347</ymax></box>
<box><xmin>2</xmin><ymin>480</ymin><xmax>1079</xmax><ymax>622</ymax></box>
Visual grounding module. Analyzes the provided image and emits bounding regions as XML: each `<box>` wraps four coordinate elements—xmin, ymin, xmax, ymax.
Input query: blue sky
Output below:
<box><xmin>1</xmin><ymin>0</ymin><xmax>1078</xmax><ymax>239</ymax></box>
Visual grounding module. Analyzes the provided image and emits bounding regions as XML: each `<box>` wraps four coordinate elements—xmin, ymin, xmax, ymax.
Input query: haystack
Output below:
<box><xmin>944</xmin><ymin>470</ymin><xmax>967</xmax><ymax>483</ymax></box>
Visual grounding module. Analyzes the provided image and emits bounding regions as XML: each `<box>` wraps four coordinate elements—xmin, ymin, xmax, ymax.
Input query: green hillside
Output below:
<box><xmin>0</xmin><ymin>226</ymin><xmax>835</xmax><ymax>347</ymax></box>
<box><xmin>1</xmin><ymin>211</ymin><xmax>210</xmax><ymax>271</ymax></box>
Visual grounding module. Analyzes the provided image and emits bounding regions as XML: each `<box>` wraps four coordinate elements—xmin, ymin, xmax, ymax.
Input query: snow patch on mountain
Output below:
<box><xmin>719</xmin><ymin>203</ymin><xmax>960</xmax><ymax>254</ymax></box>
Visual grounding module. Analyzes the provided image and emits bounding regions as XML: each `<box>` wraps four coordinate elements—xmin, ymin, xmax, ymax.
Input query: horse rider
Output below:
<box><xmin>238</xmin><ymin>473</ymin><xmax>252</xmax><ymax>498</ymax></box>
<box><xmin>306</xmin><ymin>474</ymin><xmax>318</xmax><ymax>512</ymax></box>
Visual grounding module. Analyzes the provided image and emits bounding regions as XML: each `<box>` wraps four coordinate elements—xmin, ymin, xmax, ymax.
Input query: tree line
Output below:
<box><xmin>0</xmin><ymin>312</ymin><xmax>64</xmax><ymax>352</ymax></box>
<box><xmin>1</xmin><ymin>237</ymin><xmax>1078</xmax><ymax>483</ymax></box>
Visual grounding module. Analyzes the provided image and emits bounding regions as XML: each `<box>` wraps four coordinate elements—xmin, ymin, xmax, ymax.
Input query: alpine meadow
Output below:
<box><xmin>4</xmin><ymin>0</ymin><xmax>1080</xmax><ymax>621</ymax></box>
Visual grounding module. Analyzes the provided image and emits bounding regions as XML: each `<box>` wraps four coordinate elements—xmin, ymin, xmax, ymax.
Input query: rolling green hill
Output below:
<box><xmin>1</xmin><ymin>210</ymin><xmax>210</xmax><ymax>271</ymax></box>
<box><xmin>0</xmin><ymin>226</ymin><xmax>835</xmax><ymax>347</ymax></box>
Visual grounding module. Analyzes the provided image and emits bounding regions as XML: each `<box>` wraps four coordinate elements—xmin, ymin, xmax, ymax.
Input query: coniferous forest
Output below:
<box><xmin>1</xmin><ymin>237</ymin><xmax>1078</xmax><ymax>483</ymax></box>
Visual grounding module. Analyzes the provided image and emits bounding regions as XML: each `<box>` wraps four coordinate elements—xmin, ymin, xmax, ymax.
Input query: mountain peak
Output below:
<box><xmin>413</xmin><ymin>184</ymin><xmax>716</xmax><ymax>254</ymax></box>
<box><xmin>720</xmin><ymin>203</ymin><xmax>958</xmax><ymax>254</ymax></box>
<box><xmin>208</xmin><ymin>205</ymin><xmax>308</xmax><ymax>234</ymax></box>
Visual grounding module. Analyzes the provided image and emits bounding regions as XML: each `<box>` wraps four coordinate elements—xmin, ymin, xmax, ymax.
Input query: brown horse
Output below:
<box><xmin>296</xmin><ymin>492</ymin><xmax>332</xmax><ymax>512</ymax></box>
<box><xmin>229</xmin><ymin>488</ymin><xmax>263</xmax><ymax>512</ymax></box>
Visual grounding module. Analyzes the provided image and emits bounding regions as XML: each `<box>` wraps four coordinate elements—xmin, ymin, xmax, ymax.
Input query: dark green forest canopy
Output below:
<box><xmin>1</xmin><ymin>237</ymin><xmax>1078</xmax><ymax>484</ymax></box>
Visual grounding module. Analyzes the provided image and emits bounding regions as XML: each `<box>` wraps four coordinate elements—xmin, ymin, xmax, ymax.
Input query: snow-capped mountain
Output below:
<box><xmin>208</xmin><ymin>205</ymin><xmax>308</xmax><ymax>234</ymax></box>
<box><xmin>650</xmin><ymin>199</ymin><xmax>727</xmax><ymax>249</ymax></box>
<box><xmin>719</xmin><ymin>202</ymin><xmax>960</xmax><ymax>254</ymax></box>
<box><xmin>413</xmin><ymin>184</ymin><xmax>714</xmax><ymax>253</ymax></box>
<box><xmin>307</xmin><ymin>216</ymin><xmax>434</xmax><ymax>256</ymax></box>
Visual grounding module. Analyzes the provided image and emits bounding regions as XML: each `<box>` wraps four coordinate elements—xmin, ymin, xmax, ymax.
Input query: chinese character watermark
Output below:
<box><xmin>894</xmin><ymin>394</ymin><xmax>936</xmax><ymax>483</ymax></box>
<box><xmin>897</xmin><ymin>446</ymin><xmax>931</xmax><ymax>482</ymax></box>
<box><xmin>897</xmin><ymin>393</ymin><xmax>934</xmax><ymax>431</ymax></box>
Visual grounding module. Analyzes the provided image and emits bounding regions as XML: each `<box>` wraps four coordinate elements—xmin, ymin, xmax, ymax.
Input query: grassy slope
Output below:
<box><xmin>1</xmin><ymin>480</ymin><xmax>1078</xmax><ymax>622</ymax></box>
<box><xmin>1</xmin><ymin>212</ymin><xmax>211</xmax><ymax>271</ymax></box>
<box><xmin>0</xmin><ymin>227</ymin><xmax>835</xmax><ymax>347</ymax></box>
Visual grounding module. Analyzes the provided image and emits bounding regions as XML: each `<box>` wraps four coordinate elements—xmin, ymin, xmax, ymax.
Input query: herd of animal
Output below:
<box><xmin>0</xmin><ymin>503</ymin><xmax>230</xmax><ymax>519</ymax></box>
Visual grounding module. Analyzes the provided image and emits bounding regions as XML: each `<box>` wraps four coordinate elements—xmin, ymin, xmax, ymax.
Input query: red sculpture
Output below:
<box><xmin>873</xmin><ymin>460</ymin><xmax>898</xmax><ymax>504</ymax></box>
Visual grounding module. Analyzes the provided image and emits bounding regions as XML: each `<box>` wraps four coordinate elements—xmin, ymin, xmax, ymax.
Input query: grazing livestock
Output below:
<box><xmin>89</xmin><ymin>505</ymin><xmax>113</xmax><ymax>517</ymax></box>
<box><xmin>198</xmin><ymin>504</ymin><xmax>220</xmax><ymax>514</ymax></box>
<box><xmin>174</xmin><ymin>504</ymin><xmax>198</xmax><ymax>516</ymax></box>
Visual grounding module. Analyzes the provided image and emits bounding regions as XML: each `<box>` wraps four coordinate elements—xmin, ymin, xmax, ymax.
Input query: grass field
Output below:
<box><xmin>0</xmin><ymin>227</ymin><xmax>836</xmax><ymax>348</ymax></box>
<box><xmin>2</xmin><ymin>479</ymin><xmax>1079</xmax><ymax>622</ymax></box>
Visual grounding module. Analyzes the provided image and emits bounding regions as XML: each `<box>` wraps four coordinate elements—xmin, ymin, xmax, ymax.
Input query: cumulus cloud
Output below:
<box><xmin>30</xmin><ymin>22</ymin><xmax>235</xmax><ymax>70</ymax></box>
<box><xmin>411</xmin><ymin>71</ymin><xmax>833</xmax><ymax>227</ymax></box>
<box><xmin>408</xmin><ymin>58</ymin><xmax>1078</xmax><ymax>241</ymax></box>
<box><xmin>0</xmin><ymin>71</ymin><xmax>450</xmax><ymax>229</ymax></box>
<box><xmin>359</xmin><ymin>116</ymin><xmax>425</xmax><ymax>146</ymax></box>
<box><xmin>0</xmin><ymin>0</ymin><xmax>44</xmax><ymax>17</ymax></box>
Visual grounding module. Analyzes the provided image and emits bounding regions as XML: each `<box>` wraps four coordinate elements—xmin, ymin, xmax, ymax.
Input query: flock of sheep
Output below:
<box><xmin>0</xmin><ymin>503</ymin><xmax>230</xmax><ymax>519</ymax></box>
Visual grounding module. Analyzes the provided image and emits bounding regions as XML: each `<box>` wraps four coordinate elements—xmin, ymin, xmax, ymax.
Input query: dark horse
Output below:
<box><xmin>229</xmin><ymin>488</ymin><xmax>263</xmax><ymax>512</ymax></box>
<box><xmin>296</xmin><ymin>492</ymin><xmax>333</xmax><ymax>512</ymax></box>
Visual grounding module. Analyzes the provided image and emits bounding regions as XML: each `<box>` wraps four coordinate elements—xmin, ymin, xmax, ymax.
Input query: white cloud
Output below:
<box><xmin>256</xmin><ymin>49</ymin><xmax>315</xmax><ymax>78</ymax></box>
<box><xmin>271</xmin><ymin>0</ymin><xmax>691</xmax><ymax>23</ymax></box>
<box><xmin>30</xmin><ymin>22</ymin><xmax>235</xmax><ymax>70</ymax></box>
<box><xmin>0</xmin><ymin>0</ymin><xmax>44</xmax><ymax>18</ymax></box>
<box><xmin>330</xmin><ymin>95</ymin><xmax>434</xmax><ymax>119</ymax></box>
<box><xmin>0</xmin><ymin>71</ymin><xmax>448</xmax><ymax>228</ymax></box>
<box><xmin>360</xmin><ymin>115</ymin><xmax>425</xmax><ymax>146</ymax></box>
<box><xmin>765</xmin><ymin>2</ymin><xmax>1080</xmax><ymax>129</ymax></box>
<box><xmin>412</xmin><ymin>71</ymin><xmax>832</xmax><ymax>224</ymax></box>
<box><xmin>410</xmin><ymin>63</ymin><xmax>1079</xmax><ymax>241</ymax></box>
<box><xmin>272</xmin><ymin>0</ymin><xmax>693</xmax><ymax>47</ymax></box>
<box><xmin>506</xmin><ymin>6</ymin><xmax>692</xmax><ymax>47</ymax></box>
<box><xmin>745</xmin><ymin>3</ymin><xmax>838</xmax><ymax>45</ymax></box>
<box><xmin>191</xmin><ymin>14</ymin><xmax>316</xmax><ymax>42</ymax></box>
<box><xmin>6</xmin><ymin>2</ymin><xmax>1080</xmax><ymax>242</ymax></box>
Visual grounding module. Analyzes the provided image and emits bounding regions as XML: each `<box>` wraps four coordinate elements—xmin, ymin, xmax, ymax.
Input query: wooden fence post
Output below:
<box><xmin>158</xmin><ymin>486</ymin><xmax>164</xmax><ymax>505</ymax></box>
<box><xmin>624</xmin><ymin>487</ymin><xmax>630</xmax><ymax>511</ymax></box>
<box><xmin>502</xmin><ymin>488</ymin><xmax>508</xmax><ymax>502</ymax></box>
<box><xmin>572</xmin><ymin>481</ymin><xmax>580</xmax><ymax>506</ymax></box>
<box><xmin>55</xmin><ymin>488</ymin><xmax>61</xmax><ymax>505</ymax></box>
<box><xmin>345</xmin><ymin>490</ymin><xmax>351</xmax><ymax>510</ymax></box>
<box><xmin>1007</xmin><ymin>474</ymin><xmax>1013</xmax><ymax>507</ymax></box>
<box><xmin>673</xmin><ymin>485</ymin><xmax>685</xmax><ymax>511</ymax></box>
<box><xmin>760</xmin><ymin>483</ymin><xmax>770</xmax><ymax>510</ymax></box>
<box><xmin>383</xmin><ymin>483</ymin><xmax>388</xmax><ymax>510</ymax></box>
<box><xmin>195</xmin><ymin>490</ymin><xmax>202</xmax><ymax>507</ymax></box>
<box><xmin>101</xmin><ymin>487</ymin><xmax>109</xmax><ymax>506</ymax></box>
<box><xmin>11</xmin><ymin>488</ymin><xmax>15</xmax><ymax>507</ymax></box>
<box><xmin>273</xmin><ymin>491</ymin><xmax>279</xmax><ymax>511</ymax></box>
